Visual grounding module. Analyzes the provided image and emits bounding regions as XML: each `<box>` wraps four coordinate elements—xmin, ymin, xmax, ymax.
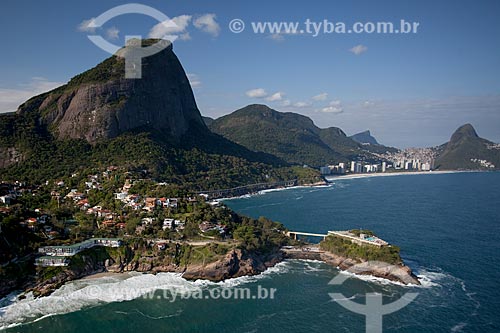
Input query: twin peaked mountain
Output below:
<box><xmin>0</xmin><ymin>39</ymin><xmax>498</xmax><ymax>184</ymax></box>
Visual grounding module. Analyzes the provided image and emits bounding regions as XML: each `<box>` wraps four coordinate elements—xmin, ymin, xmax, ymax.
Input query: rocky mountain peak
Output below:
<box><xmin>449</xmin><ymin>124</ymin><xmax>479</xmax><ymax>143</ymax></box>
<box><xmin>17</xmin><ymin>39</ymin><xmax>205</xmax><ymax>143</ymax></box>
<box><xmin>350</xmin><ymin>130</ymin><xmax>379</xmax><ymax>145</ymax></box>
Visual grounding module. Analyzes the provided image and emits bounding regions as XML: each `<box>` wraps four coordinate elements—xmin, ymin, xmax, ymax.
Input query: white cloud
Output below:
<box><xmin>312</xmin><ymin>93</ymin><xmax>328</xmax><ymax>101</ymax></box>
<box><xmin>106</xmin><ymin>27</ymin><xmax>119</xmax><ymax>40</ymax></box>
<box><xmin>319</xmin><ymin>100</ymin><xmax>344</xmax><ymax>113</ymax></box>
<box><xmin>187</xmin><ymin>73</ymin><xmax>201</xmax><ymax>88</ymax></box>
<box><xmin>77</xmin><ymin>18</ymin><xmax>97</xmax><ymax>33</ymax></box>
<box><xmin>193</xmin><ymin>14</ymin><xmax>220</xmax><ymax>37</ymax></box>
<box><xmin>266</xmin><ymin>92</ymin><xmax>285</xmax><ymax>102</ymax></box>
<box><xmin>293</xmin><ymin>101</ymin><xmax>311</xmax><ymax>108</ymax></box>
<box><xmin>246</xmin><ymin>88</ymin><xmax>267</xmax><ymax>98</ymax></box>
<box><xmin>148</xmin><ymin>15</ymin><xmax>192</xmax><ymax>39</ymax></box>
<box><xmin>320</xmin><ymin>106</ymin><xmax>344</xmax><ymax>113</ymax></box>
<box><xmin>349</xmin><ymin>44</ymin><xmax>368</xmax><ymax>55</ymax></box>
<box><xmin>0</xmin><ymin>77</ymin><xmax>64</xmax><ymax>113</ymax></box>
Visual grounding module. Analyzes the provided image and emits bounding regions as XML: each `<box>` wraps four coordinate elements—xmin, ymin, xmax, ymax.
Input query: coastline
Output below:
<box><xmin>325</xmin><ymin>169</ymin><xmax>478</xmax><ymax>182</ymax></box>
<box><xmin>220</xmin><ymin>181</ymin><xmax>330</xmax><ymax>202</ymax></box>
<box><xmin>4</xmin><ymin>171</ymin><xmax>465</xmax><ymax>313</ymax></box>
<box><xmin>20</xmin><ymin>247</ymin><xmax>284</xmax><ymax>299</ymax></box>
<box><xmin>282</xmin><ymin>246</ymin><xmax>420</xmax><ymax>285</ymax></box>
<box><xmin>222</xmin><ymin>170</ymin><xmax>485</xmax><ymax>202</ymax></box>
<box><xmin>26</xmin><ymin>244</ymin><xmax>417</xmax><ymax>300</ymax></box>
<box><xmin>0</xmin><ymin>245</ymin><xmax>419</xmax><ymax>329</ymax></box>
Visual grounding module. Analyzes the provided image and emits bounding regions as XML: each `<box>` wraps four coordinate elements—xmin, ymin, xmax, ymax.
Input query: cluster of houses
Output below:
<box><xmin>470</xmin><ymin>158</ymin><xmax>495</xmax><ymax>169</ymax></box>
<box><xmin>112</xmin><ymin>180</ymin><xmax>180</xmax><ymax>212</ymax></box>
<box><xmin>137</xmin><ymin>217</ymin><xmax>186</xmax><ymax>232</ymax></box>
<box><xmin>162</xmin><ymin>218</ymin><xmax>185</xmax><ymax>231</ymax></box>
<box><xmin>0</xmin><ymin>181</ymin><xmax>32</xmax><ymax>206</ymax></box>
<box><xmin>20</xmin><ymin>214</ymin><xmax>50</xmax><ymax>229</ymax></box>
<box><xmin>116</xmin><ymin>194</ymin><xmax>179</xmax><ymax>212</ymax></box>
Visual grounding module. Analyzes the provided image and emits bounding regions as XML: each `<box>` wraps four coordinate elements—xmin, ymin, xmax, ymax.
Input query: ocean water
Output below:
<box><xmin>1</xmin><ymin>172</ymin><xmax>499</xmax><ymax>332</ymax></box>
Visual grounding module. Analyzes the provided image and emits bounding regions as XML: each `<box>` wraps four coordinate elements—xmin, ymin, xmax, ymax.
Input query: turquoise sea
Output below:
<box><xmin>1</xmin><ymin>172</ymin><xmax>499</xmax><ymax>332</ymax></box>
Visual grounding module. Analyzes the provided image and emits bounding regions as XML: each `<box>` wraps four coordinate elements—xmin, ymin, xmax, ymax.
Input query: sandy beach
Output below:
<box><xmin>324</xmin><ymin>170</ymin><xmax>475</xmax><ymax>182</ymax></box>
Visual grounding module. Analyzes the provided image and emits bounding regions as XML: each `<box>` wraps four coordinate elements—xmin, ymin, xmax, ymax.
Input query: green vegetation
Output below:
<box><xmin>67</xmin><ymin>56</ymin><xmax>125</xmax><ymax>87</ymax></box>
<box><xmin>232</xmin><ymin>216</ymin><xmax>289</xmax><ymax>253</ymax></box>
<box><xmin>320</xmin><ymin>235</ymin><xmax>402</xmax><ymax>265</ymax></box>
<box><xmin>209</xmin><ymin>104</ymin><xmax>390</xmax><ymax>167</ymax></box>
<box><xmin>0</xmin><ymin>191</ymin><xmax>291</xmax><ymax>298</ymax></box>
<box><xmin>180</xmin><ymin>243</ymin><xmax>232</xmax><ymax>265</ymax></box>
<box><xmin>0</xmin><ymin>111</ymin><xmax>321</xmax><ymax>190</ymax></box>
<box><xmin>0</xmin><ymin>126</ymin><xmax>316</xmax><ymax>190</ymax></box>
<box><xmin>349</xmin><ymin>229</ymin><xmax>375</xmax><ymax>237</ymax></box>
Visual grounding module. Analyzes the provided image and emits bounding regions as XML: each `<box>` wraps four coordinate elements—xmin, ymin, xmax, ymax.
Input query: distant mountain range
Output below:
<box><xmin>208</xmin><ymin>104</ymin><xmax>397</xmax><ymax>167</ymax></box>
<box><xmin>0</xmin><ymin>39</ymin><xmax>498</xmax><ymax>185</ymax></box>
<box><xmin>0</xmin><ymin>40</ymin><xmax>318</xmax><ymax>189</ymax></box>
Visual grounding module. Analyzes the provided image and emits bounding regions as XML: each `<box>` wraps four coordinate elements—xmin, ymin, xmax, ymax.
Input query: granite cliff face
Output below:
<box><xmin>350</xmin><ymin>130</ymin><xmax>379</xmax><ymax>145</ymax></box>
<box><xmin>26</xmin><ymin>247</ymin><xmax>283</xmax><ymax>298</ymax></box>
<box><xmin>17</xmin><ymin>39</ymin><xmax>205</xmax><ymax>143</ymax></box>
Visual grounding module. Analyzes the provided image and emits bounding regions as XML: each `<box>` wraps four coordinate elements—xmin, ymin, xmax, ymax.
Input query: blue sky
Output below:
<box><xmin>0</xmin><ymin>0</ymin><xmax>499</xmax><ymax>147</ymax></box>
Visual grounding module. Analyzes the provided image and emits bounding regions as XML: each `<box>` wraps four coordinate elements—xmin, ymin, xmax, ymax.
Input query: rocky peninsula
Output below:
<box><xmin>27</xmin><ymin>238</ymin><xmax>418</xmax><ymax>299</ymax></box>
<box><xmin>283</xmin><ymin>246</ymin><xmax>420</xmax><ymax>285</ymax></box>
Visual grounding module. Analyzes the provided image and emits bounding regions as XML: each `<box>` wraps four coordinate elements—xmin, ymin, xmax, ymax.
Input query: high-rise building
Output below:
<box><xmin>320</xmin><ymin>166</ymin><xmax>331</xmax><ymax>175</ymax></box>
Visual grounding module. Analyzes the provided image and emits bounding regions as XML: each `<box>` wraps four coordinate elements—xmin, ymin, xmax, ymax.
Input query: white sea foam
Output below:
<box><xmin>298</xmin><ymin>260</ymin><xmax>329</xmax><ymax>273</ymax></box>
<box><xmin>415</xmin><ymin>269</ymin><xmax>453</xmax><ymax>288</ymax></box>
<box><xmin>222</xmin><ymin>184</ymin><xmax>333</xmax><ymax>202</ymax></box>
<box><xmin>258</xmin><ymin>186</ymin><xmax>309</xmax><ymax>195</ymax></box>
<box><xmin>333</xmin><ymin>267</ymin><xmax>449</xmax><ymax>289</ymax></box>
<box><xmin>450</xmin><ymin>322</ymin><xmax>468</xmax><ymax>332</ymax></box>
<box><xmin>0</xmin><ymin>262</ymin><xmax>292</xmax><ymax>330</ymax></box>
<box><xmin>0</xmin><ymin>272</ymin><xmax>192</xmax><ymax>329</ymax></box>
<box><xmin>335</xmin><ymin>269</ymin><xmax>410</xmax><ymax>287</ymax></box>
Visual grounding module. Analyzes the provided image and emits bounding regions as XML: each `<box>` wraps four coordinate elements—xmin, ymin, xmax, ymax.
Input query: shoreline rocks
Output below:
<box><xmin>283</xmin><ymin>247</ymin><xmax>420</xmax><ymax>285</ymax></box>
<box><xmin>24</xmin><ymin>248</ymin><xmax>284</xmax><ymax>298</ymax></box>
<box><xmin>19</xmin><ymin>244</ymin><xmax>419</xmax><ymax>300</ymax></box>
